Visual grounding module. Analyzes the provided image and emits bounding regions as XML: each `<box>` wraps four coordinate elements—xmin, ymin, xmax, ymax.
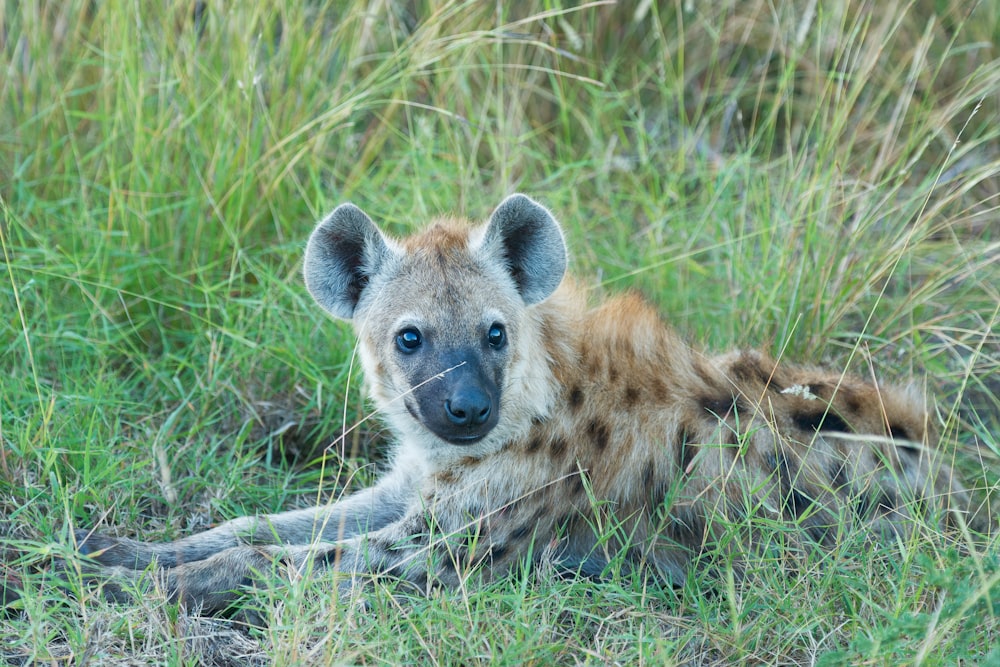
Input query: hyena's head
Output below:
<box><xmin>304</xmin><ymin>194</ymin><xmax>566</xmax><ymax>459</ymax></box>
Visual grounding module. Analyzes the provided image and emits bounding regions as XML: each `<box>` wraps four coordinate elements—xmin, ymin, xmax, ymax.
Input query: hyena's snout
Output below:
<box><xmin>444</xmin><ymin>383</ymin><xmax>493</xmax><ymax>428</ymax></box>
<box><xmin>408</xmin><ymin>356</ymin><xmax>501</xmax><ymax>445</ymax></box>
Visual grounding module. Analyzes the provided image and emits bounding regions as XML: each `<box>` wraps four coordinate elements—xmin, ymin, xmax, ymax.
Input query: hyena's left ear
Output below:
<box><xmin>304</xmin><ymin>203</ymin><xmax>399</xmax><ymax>320</ymax></box>
<box><xmin>477</xmin><ymin>194</ymin><xmax>567</xmax><ymax>304</ymax></box>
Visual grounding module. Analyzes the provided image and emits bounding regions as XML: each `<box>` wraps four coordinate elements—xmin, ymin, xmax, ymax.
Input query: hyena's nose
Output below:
<box><xmin>445</xmin><ymin>388</ymin><xmax>493</xmax><ymax>427</ymax></box>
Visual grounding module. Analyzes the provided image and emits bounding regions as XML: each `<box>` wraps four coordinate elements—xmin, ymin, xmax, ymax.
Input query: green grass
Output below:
<box><xmin>2</xmin><ymin>0</ymin><xmax>999</xmax><ymax>664</ymax></box>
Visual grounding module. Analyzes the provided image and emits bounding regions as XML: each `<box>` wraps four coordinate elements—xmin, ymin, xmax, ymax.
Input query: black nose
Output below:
<box><xmin>445</xmin><ymin>389</ymin><xmax>493</xmax><ymax>427</ymax></box>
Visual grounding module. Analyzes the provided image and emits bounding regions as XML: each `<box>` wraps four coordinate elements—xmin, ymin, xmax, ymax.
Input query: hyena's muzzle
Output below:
<box><xmin>403</xmin><ymin>346</ymin><xmax>502</xmax><ymax>444</ymax></box>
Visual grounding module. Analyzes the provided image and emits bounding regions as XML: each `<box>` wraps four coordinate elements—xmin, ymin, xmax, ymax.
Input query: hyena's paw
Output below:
<box><xmin>51</xmin><ymin>547</ymin><xmax>150</xmax><ymax>605</ymax></box>
<box><xmin>73</xmin><ymin>528</ymin><xmax>158</xmax><ymax>570</ymax></box>
<box><xmin>74</xmin><ymin>528</ymin><xmax>122</xmax><ymax>560</ymax></box>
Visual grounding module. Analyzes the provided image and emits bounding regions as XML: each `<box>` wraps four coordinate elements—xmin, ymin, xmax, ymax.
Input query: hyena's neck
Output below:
<box><xmin>506</xmin><ymin>280</ymin><xmax>588</xmax><ymax>429</ymax></box>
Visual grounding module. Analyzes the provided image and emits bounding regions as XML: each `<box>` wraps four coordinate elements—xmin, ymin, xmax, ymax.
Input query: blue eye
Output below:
<box><xmin>396</xmin><ymin>328</ymin><xmax>422</xmax><ymax>353</ymax></box>
<box><xmin>487</xmin><ymin>323</ymin><xmax>506</xmax><ymax>349</ymax></box>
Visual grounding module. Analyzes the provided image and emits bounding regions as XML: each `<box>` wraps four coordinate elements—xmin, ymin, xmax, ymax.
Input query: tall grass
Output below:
<box><xmin>2</xmin><ymin>0</ymin><xmax>998</xmax><ymax>664</ymax></box>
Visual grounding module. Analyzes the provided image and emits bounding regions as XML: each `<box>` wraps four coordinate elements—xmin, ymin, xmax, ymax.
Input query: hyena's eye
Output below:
<box><xmin>396</xmin><ymin>328</ymin><xmax>423</xmax><ymax>353</ymax></box>
<box><xmin>487</xmin><ymin>323</ymin><xmax>507</xmax><ymax>350</ymax></box>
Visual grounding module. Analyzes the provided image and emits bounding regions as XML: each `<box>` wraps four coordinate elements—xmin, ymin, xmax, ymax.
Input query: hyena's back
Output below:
<box><xmin>481</xmin><ymin>286</ymin><xmax>976</xmax><ymax>580</ymax></box>
<box><xmin>57</xmin><ymin>195</ymin><xmax>984</xmax><ymax>616</ymax></box>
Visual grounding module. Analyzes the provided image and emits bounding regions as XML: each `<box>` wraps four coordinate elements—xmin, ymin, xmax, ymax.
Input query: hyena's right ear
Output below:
<box><xmin>304</xmin><ymin>203</ymin><xmax>398</xmax><ymax>320</ymax></box>
<box><xmin>478</xmin><ymin>194</ymin><xmax>567</xmax><ymax>305</ymax></box>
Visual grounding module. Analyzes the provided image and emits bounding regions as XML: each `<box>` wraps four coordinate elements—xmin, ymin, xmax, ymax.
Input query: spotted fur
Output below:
<box><xmin>70</xmin><ymin>194</ymin><xmax>980</xmax><ymax>615</ymax></box>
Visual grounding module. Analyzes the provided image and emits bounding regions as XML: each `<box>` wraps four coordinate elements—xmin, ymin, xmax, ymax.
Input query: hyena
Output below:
<box><xmin>71</xmin><ymin>194</ymin><xmax>979</xmax><ymax>615</ymax></box>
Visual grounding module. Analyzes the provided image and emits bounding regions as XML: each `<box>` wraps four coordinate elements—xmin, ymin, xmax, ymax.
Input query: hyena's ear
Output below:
<box><xmin>304</xmin><ymin>203</ymin><xmax>398</xmax><ymax>320</ymax></box>
<box><xmin>478</xmin><ymin>194</ymin><xmax>567</xmax><ymax>304</ymax></box>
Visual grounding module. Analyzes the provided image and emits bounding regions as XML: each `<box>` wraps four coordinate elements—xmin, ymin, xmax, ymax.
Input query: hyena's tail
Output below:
<box><xmin>703</xmin><ymin>350</ymin><xmax>994</xmax><ymax>542</ymax></box>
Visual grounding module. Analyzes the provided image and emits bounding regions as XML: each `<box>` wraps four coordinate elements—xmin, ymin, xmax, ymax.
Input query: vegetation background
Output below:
<box><xmin>2</xmin><ymin>1</ymin><xmax>998</xmax><ymax>664</ymax></box>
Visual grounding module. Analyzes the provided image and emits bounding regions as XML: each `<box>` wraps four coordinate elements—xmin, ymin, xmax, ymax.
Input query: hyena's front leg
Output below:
<box><xmin>150</xmin><ymin>499</ymin><xmax>540</xmax><ymax>612</ymax></box>
<box><xmin>68</xmin><ymin>512</ymin><xmax>484</xmax><ymax>616</ymax></box>
<box><xmin>70</xmin><ymin>473</ymin><xmax>543</xmax><ymax>614</ymax></box>
<box><xmin>67</xmin><ymin>544</ymin><xmax>293</xmax><ymax>615</ymax></box>
<box><xmin>74</xmin><ymin>468</ymin><xmax>417</xmax><ymax>570</ymax></box>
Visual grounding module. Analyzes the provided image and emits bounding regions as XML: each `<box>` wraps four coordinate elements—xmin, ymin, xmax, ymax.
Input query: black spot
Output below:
<box><xmin>793</xmin><ymin>410</ymin><xmax>850</xmax><ymax>433</ymax></box>
<box><xmin>731</xmin><ymin>354</ymin><xmax>784</xmax><ymax>392</ymax></box>
<box><xmin>569</xmin><ymin>385</ymin><xmax>584</xmax><ymax>411</ymax></box>
<box><xmin>609</xmin><ymin>367</ymin><xmax>619</xmax><ymax>382</ymax></box>
<box><xmin>700</xmin><ymin>394</ymin><xmax>736</xmax><ymax>417</ymax></box>
<box><xmin>856</xmin><ymin>489</ymin><xmax>898</xmax><ymax>519</ymax></box>
<box><xmin>489</xmin><ymin>544</ymin><xmax>509</xmax><ymax>561</ymax></box>
<box><xmin>587</xmin><ymin>419</ymin><xmax>610</xmax><ymax>452</ymax></box>
<box><xmin>526</xmin><ymin>437</ymin><xmax>544</xmax><ymax>454</ymax></box>
<box><xmin>191</xmin><ymin>2</ymin><xmax>208</xmax><ymax>38</ymax></box>
<box><xmin>806</xmin><ymin>383</ymin><xmax>825</xmax><ymax>399</ymax></box>
<box><xmin>625</xmin><ymin>385</ymin><xmax>640</xmax><ymax>402</ymax></box>
<box><xmin>437</xmin><ymin>554</ymin><xmax>457</xmax><ymax>574</ymax></box>
<box><xmin>435</xmin><ymin>469</ymin><xmax>458</xmax><ymax>485</ymax></box>
<box><xmin>509</xmin><ymin>522</ymin><xmax>533</xmax><ymax>542</ymax></box>
<box><xmin>318</xmin><ymin>546</ymin><xmax>346</xmax><ymax>567</ymax></box>
<box><xmin>550</xmin><ymin>437</ymin><xmax>568</xmax><ymax>457</ymax></box>
<box><xmin>624</xmin><ymin>547</ymin><xmax>645</xmax><ymax>567</ymax></box>
<box><xmin>650</xmin><ymin>478</ymin><xmax>671</xmax><ymax>510</ymax></box>
<box><xmin>406</xmin><ymin>561</ymin><xmax>436</xmax><ymax>589</ymax></box>
<box><xmin>407</xmin><ymin>511</ymin><xmax>431</xmax><ymax>536</ymax></box>
<box><xmin>642</xmin><ymin>460</ymin><xmax>655</xmax><ymax>489</ymax></box>
<box><xmin>564</xmin><ymin>465</ymin><xmax>585</xmax><ymax>494</ymax></box>
<box><xmin>788</xmin><ymin>487</ymin><xmax>816</xmax><ymax>518</ymax></box>
<box><xmin>841</xmin><ymin>388</ymin><xmax>862</xmax><ymax>413</ymax></box>
<box><xmin>875</xmin><ymin>490</ymin><xmax>898</xmax><ymax>514</ymax></box>
<box><xmin>889</xmin><ymin>424</ymin><xmax>910</xmax><ymax>441</ymax></box>
<box><xmin>370</xmin><ymin>536</ymin><xmax>402</xmax><ymax>554</ymax></box>
<box><xmin>665</xmin><ymin>508</ymin><xmax>704</xmax><ymax>543</ymax></box>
